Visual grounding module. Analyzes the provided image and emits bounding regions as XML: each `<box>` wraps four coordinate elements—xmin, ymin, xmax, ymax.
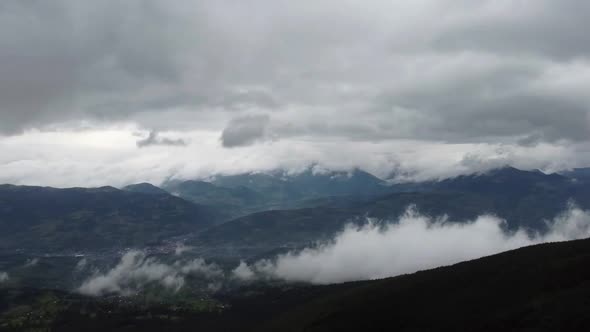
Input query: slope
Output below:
<box><xmin>0</xmin><ymin>185</ymin><xmax>218</xmax><ymax>251</ymax></box>
<box><xmin>263</xmin><ymin>237</ymin><xmax>590</xmax><ymax>331</ymax></box>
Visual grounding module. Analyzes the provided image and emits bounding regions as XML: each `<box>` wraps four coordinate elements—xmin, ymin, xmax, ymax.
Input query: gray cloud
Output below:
<box><xmin>136</xmin><ymin>131</ymin><xmax>187</xmax><ymax>148</ymax></box>
<box><xmin>0</xmin><ymin>271</ymin><xmax>8</xmax><ymax>283</ymax></box>
<box><xmin>232</xmin><ymin>261</ymin><xmax>256</xmax><ymax>281</ymax></box>
<box><xmin>75</xmin><ymin>258</ymin><xmax>88</xmax><ymax>272</ymax></box>
<box><xmin>220</xmin><ymin>114</ymin><xmax>270</xmax><ymax>148</ymax></box>
<box><xmin>24</xmin><ymin>258</ymin><xmax>39</xmax><ymax>268</ymax></box>
<box><xmin>433</xmin><ymin>1</ymin><xmax>590</xmax><ymax>60</ymax></box>
<box><xmin>0</xmin><ymin>1</ymin><xmax>190</xmax><ymax>133</ymax></box>
<box><xmin>0</xmin><ymin>0</ymin><xmax>589</xmax><ymax>145</ymax></box>
<box><xmin>2</xmin><ymin>1</ymin><xmax>590</xmax><ymax>186</ymax></box>
<box><xmin>248</xmin><ymin>205</ymin><xmax>590</xmax><ymax>284</ymax></box>
<box><xmin>517</xmin><ymin>132</ymin><xmax>546</xmax><ymax>147</ymax></box>
<box><xmin>0</xmin><ymin>128</ymin><xmax>584</xmax><ymax>188</ymax></box>
<box><xmin>78</xmin><ymin>250</ymin><xmax>223</xmax><ymax>296</ymax></box>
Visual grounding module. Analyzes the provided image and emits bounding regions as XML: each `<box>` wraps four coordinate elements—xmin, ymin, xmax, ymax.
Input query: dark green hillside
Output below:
<box><xmin>195</xmin><ymin>207</ymin><xmax>360</xmax><ymax>250</ymax></box>
<box><xmin>263</xmin><ymin>237</ymin><xmax>590</xmax><ymax>331</ymax></box>
<box><xmin>431</xmin><ymin>167</ymin><xmax>589</xmax><ymax>229</ymax></box>
<box><xmin>191</xmin><ymin>192</ymin><xmax>493</xmax><ymax>256</ymax></box>
<box><xmin>122</xmin><ymin>183</ymin><xmax>170</xmax><ymax>195</ymax></box>
<box><xmin>0</xmin><ymin>185</ymin><xmax>218</xmax><ymax>251</ymax></box>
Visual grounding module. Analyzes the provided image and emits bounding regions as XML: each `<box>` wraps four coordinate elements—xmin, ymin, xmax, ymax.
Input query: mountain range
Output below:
<box><xmin>161</xmin><ymin>169</ymin><xmax>390</xmax><ymax>219</ymax></box>
<box><xmin>0</xmin><ymin>185</ymin><xmax>217</xmax><ymax>251</ymax></box>
<box><xmin>1</xmin><ymin>166</ymin><xmax>589</xmax><ymax>254</ymax></box>
<box><xmin>1</xmin><ymin>166</ymin><xmax>590</xmax><ymax>331</ymax></box>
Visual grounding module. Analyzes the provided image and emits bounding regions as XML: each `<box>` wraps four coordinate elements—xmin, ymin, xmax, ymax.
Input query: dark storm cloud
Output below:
<box><xmin>220</xmin><ymin>114</ymin><xmax>270</xmax><ymax>148</ymax></box>
<box><xmin>136</xmin><ymin>131</ymin><xmax>187</xmax><ymax>148</ymax></box>
<box><xmin>0</xmin><ymin>0</ymin><xmax>195</xmax><ymax>133</ymax></box>
<box><xmin>517</xmin><ymin>132</ymin><xmax>545</xmax><ymax>147</ymax></box>
<box><xmin>376</xmin><ymin>90</ymin><xmax>590</xmax><ymax>143</ymax></box>
<box><xmin>0</xmin><ymin>0</ymin><xmax>589</xmax><ymax>146</ymax></box>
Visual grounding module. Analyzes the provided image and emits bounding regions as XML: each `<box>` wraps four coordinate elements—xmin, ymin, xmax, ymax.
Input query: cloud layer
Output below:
<box><xmin>1</xmin><ymin>128</ymin><xmax>585</xmax><ymax>187</ymax></box>
<box><xmin>76</xmin><ymin>205</ymin><xmax>590</xmax><ymax>294</ymax></box>
<box><xmin>220</xmin><ymin>114</ymin><xmax>270</xmax><ymax>148</ymax></box>
<box><xmin>247</xmin><ymin>205</ymin><xmax>590</xmax><ymax>284</ymax></box>
<box><xmin>1</xmin><ymin>1</ymin><xmax>590</xmax><ymax>185</ymax></box>
<box><xmin>1</xmin><ymin>0</ymin><xmax>590</xmax><ymax>142</ymax></box>
<box><xmin>78</xmin><ymin>251</ymin><xmax>222</xmax><ymax>296</ymax></box>
<box><xmin>136</xmin><ymin>131</ymin><xmax>187</xmax><ymax>148</ymax></box>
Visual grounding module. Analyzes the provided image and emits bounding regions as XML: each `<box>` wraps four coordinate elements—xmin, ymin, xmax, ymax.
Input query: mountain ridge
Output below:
<box><xmin>0</xmin><ymin>185</ymin><xmax>218</xmax><ymax>251</ymax></box>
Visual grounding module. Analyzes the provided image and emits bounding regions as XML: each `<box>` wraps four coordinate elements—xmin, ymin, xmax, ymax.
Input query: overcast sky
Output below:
<box><xmin>1</xmin><ymin>0</ymin><xmax>589</xmax><ymax>187</ymax></box>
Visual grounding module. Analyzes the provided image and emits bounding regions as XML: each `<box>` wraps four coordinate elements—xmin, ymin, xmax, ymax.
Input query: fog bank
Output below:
<box><xmin>78</xmin><ymin>251</ymin><xmax>222</xmax><ymax>296</ymax></box>
<box><xmin>249</xmin><ymin>205</ymin><xmax>590</xmax><ymax>284</ymax></box>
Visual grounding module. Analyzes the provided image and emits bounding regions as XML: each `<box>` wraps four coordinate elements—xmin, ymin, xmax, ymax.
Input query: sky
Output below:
<box><xmin>1</xmin><ymin>0</ymin><xmax>590</xmax><ymax>187</ymax></box>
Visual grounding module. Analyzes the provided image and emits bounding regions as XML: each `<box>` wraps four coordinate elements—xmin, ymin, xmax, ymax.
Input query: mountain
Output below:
<box><xmin>262</xmin><ymin>237</ymin><xmax>590</xmax><ymax>331</ymax></box>
<box><xmin>163</xmin><ymin>168</ymin><xmax>391</xmax><ymax>219</ymax></box>
<box><xmin>192</xmin><ymin>207</ymin><xmax>359</xmax><ymax>258</ymax></box>
<box><xmin>2</xmin><ymin>238</ymin><xmax>589</xmax><ymax>331</ymax></box>
<box><xmin>2</xmin><ymin>166</ymin><xmax>590</xmax><ymax>330</ymax></box>
<box><xmin>187</xmin><ymin>167</ymin><xmax>590</xmax><ymax>259</ymax></box>
<box><xmin>162</xmin><ymin>180</ymin><xmax>266</xmax><ymax>219</ymax></box>
<box><xmin>122</xmin><ymin>183</ymin><xmax>170</xmax><ymax>195</ymax></box>
<box><xmin>431</xmin><ymin>167</ymin><xmax>589</xmax><ymax>229</ymax></box>
<box><xmin>2</xmin><ymin>166</ymin><xmax>588</xmax><ymax>255</ymax></box>
<box><xmin>191</xmin><ymin>192</ymin><xmax>490</xmax><ymax>254</ymax></box>
<box><xmin>434</xmin><ymin>166</ymin><xmax>570</xmax><ymax>195</ymax></box>
<box><xmin>211</xmin><ymin>168</ymin><xmax>389</xmax><ymax>199</ymax></box>
<box><xmin>0</xmin><ymin>185</ymin><xmax>218</xmax><ymax>252</ymax></box>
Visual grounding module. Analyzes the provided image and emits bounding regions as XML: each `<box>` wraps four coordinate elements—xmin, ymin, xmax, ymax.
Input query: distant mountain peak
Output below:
<box><xmin>465</xmin><ymin>166</ymin><xmax>559</xmax><ymax>180</ymax></box>
<box><xmin>122</xmin><ymin>183</ymin><xmax>169</xmax><ymax>195</ymax></box>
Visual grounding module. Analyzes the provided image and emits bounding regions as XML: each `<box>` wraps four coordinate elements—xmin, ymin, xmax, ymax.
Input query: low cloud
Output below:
<box><xmin>174</xmin><ymin>244</ymin><xmax>193</xmax><ymax>256</ymax></box>
<box><xmin>232</xmin><ymin>261</ymin><xmax>255</xmax><ymax>281</ymax></box>
<box><xmin>78</xmin><ymin>250</ymin><xmax>222</xmax><ymax>296</ymax></box>
<box><xmin>24</xmin><ymin>258</ymin><xmax>39</xmax><ymax>267</ymax></box>
<box><xmin>0</xmin><ymin>272</ymin><xmax>8</xmax><ymax>283</ymax></box>
<box><xmin>248</xmin><ymin>205</ymin><xmax>590</xmax><ymax>284</ymax></box>
<box><xmin>75</xmin><ymin>206</ymin><xmax>590</xmax><ymax>292</ymax></box>
<box><xmin>136</xmin><ymin>131</ymin><xmax>187</xmax><ymax>148</ymax></box>
<box><xmin>0</xmin><ymin>127</ymin><xmax>584</xmax><ymax>188</ymax></box>
<box><xmin>220</xmin><ymin>114</ymin><xmax>270</xmax><ymax>148</ymax></box>
<box><xmin>75</xmin><ymin>258</ymin><xmax>88</xmax><ymax>271</ymax></box>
